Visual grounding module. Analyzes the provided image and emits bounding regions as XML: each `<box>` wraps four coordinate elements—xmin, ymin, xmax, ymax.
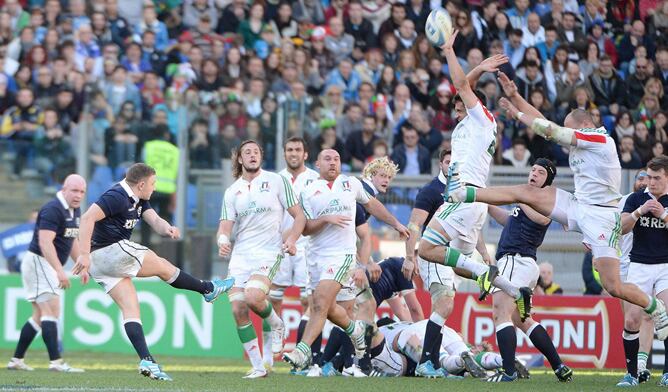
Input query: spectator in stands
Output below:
<box><xmin>471</xmin><ymin>0</ymin><xmax>498</xmax><ymax>53</ymax></box>
<box><xmin>104</xmin><ymin>116</ymin><xmax>137</xmax><ymax>171</ymax></box>
<box><xmin>569</xmin><ymin>86</ymin><xmax>596</xmax><ymax>112</ymax></box>
<box><xmin>134</xmin><ymin>4</ymin><xmax>168</xmax><ymax>52</ymax></box>
<box><xmin>4</xmin><ymin>0</ymin><xmax>28</xmax><ymax>32</ymax></box>
<box><xmin>183</xmin><ymin>0</ymin><xmax>218</xmax><ymax>30</ymax></box>
<box><xmin>634</xmin><ymin>121</ymin><xmax>654</xmax><ymax>164</ymax></box>
<box><xmin>619</xmin><ymin>134</ymin><xmax>644</xmax><ymax>168</ymax></box>
<box><xmin>103</xmin><ymin>65</ymin><xmax>141</xmax><ymax>116</ymax></box>
<box><xmin>189</xmin><ymin>118</ymin><xmax>217</xmax><ymax>169</ymax></box>
<box><xmin>619</xmin><ymin>20</ymin><xmax>655</xmax><ymax>69</ymax></box>
<box><xmin>378</xmin><ymin>2</ymin><xmax>406</xmax><ymax>41</ymax></box>
<box><xmin>528</xmin><ymin>88</ymin><xmax>556</xmax><ymax>123</ymax></box>
<box><xmin>405</xmin><ymin>0</ymin><xmax>429</xmax><ymax>34</ymax></box>
<box><xmin>644</xmin><ymin>77</ymin><xmax>667</xmax><ymax>111</ymax></box>
<box><xmin>219</xmin><ymin>96</ymin><xmax>248</xmax><ymax>139</ymax></box>
<box><xmin>504</xmin><ymin>28</ymin><xmax>526</xmax><ymax>69</ymax></box>
<box><xmin>2</xmin><ymin>88</ymin><xmax>43</xmax><ymax>179</ymax></box>
<box><xmin>538</xmin><ymin>262</ymin><xmax>564</xmax><ymax>295</ymax></box>
<box><xmin>558</xmin><ymin>12</ymin><xmax>587</xmax><ymax>54</ymax></box>
<box><xmin>586</xmin><ymin>55</ymin><xmax>626</xmax><ymax>116</ymax></box>
<box><xmin>293</xmin><ymin>0</ymin><xmax>325</xmax><ymax>25</ymax></box>
<box><xmin>515</xmin><ymin>60</ymin><xmax>547</xmax><ymax>101</ymax></box>
<box><xmin>219</xmin><ymin>0</ymin><xmax>248</xmax><ymax>34</ymax></box>
<box><xmin>634</xmin><ymin>94</ymin><xmax>661</xmax><ymax>129</ymax></box>
<box><xmin>506</xmin><ymin>0</ymin><xmax>531</xmax><ymax>29</ymax></box>
<box><xmin>220</xmin><ymin>123</ymin><xmax>241</xmax><ymax>159</ymax></box>
<box><xmin>34</xmin><ymin>108</ymin><xmax>74</xmax><ymax>186</ymax></box>
<box><xmin>345</xmin><ymin>0</ymin><xmax>377</xmax><ymax>62</ymax></box>
<box><xmin>589</xmin><ymin>21</ymin><xmax>618</xmax><ymax>66</ymax></box>
<box><xmin>582</xmin><ymin>0</ymin><xmax>605</xmax><ymax>32</ymax></box>
<box><xmin>521</xmin><ymin>13</ymin><xmax>545</xmax><ymax>47</ymax></box>
<box><xmin>337</xmin><ymin>102</ymin><xmax>363</xmax><ymax>141</ymax></box>
<box><xmin>452</xmin><ymin>11</ymin><xmax>478</xmax><ymax>56</ymax></box>
<box><xmin>408</xmin><ymin>103</ymin><xmax>442</xmax><ymax>155</ymax></box>
<box><xmin>390</xmin><ymin>122</ymin><xmax>430</xmax><ymax>175</ymax></box>
<box><xmin>310</xmin><ymin>118</ymin><xmax>346</xmax><ymax>164</ymax></box>
<box><xmin>555</xmin><ymin>62</ymin><xmax>585</xmax><ymax>117</ymax></box>
<box><xmin>325</xmin><ymin>17</ymin><xmax>354</xmax><ymax>64</ymax></box>
<box><xmin>655</xmin><ymin>111</ymin><xmax>668</xmax><ymax>144</ymax></box>
<box><xmin>502</xmin><ymin>138</ymin><xmax>532</xmax><ymax>167</ymax></box>
<box><xmin>324</xmin><ymin>59</ymin><xmax>361</xmax><ymax>102</ymax></box>
<box><xmin>627</xmin><ymin>57</ymin><xmax>653</xmax><ymax>109</ymax></box>
<box><xmin>387</xmin><ymin>83</ymin><xmax>412</xmax><ymax>136</ymax></box>
<box><xmin>346</xmin><ymin>114</ymin><xmax>379</xmax><ymax>171</ymax></box>
<box><xmin>578</xmin><ymin>42</ymin><xmax>600</xmax><ymax>78</ymax></box>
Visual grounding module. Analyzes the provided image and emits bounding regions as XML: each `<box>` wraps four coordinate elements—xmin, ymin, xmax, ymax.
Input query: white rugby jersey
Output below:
<box><xmin>569</xmin><ymin>128</ymin><xmax>622</xmax><ymax>205</ymax></box>
<box><xmin>450</xmin><ymin>101</ymin><xmax>497</xmax><ymax>188</ymax></box>
<box><xmin>618</xmin><ymin>193</ymin><xmax>633</xmax><ymax>261</ymax></box>
<box><xmin>301</xmin><ymin>174</ymin><xmax>371</xmax><ymax>256</ymax></box>
<box><xmin>221</xmin><ymin>170</ymin><xmax>298</xmax><ymax>256</ymax></box>
<box><xmin>279</xmin><ymin>167</ymin><xmax>320</xmax><ymax>249</ymax></box>
<box><xmin>378</xmin><ymin>321</ymin><xmax>413</xmax><ymax>349</ymax></box>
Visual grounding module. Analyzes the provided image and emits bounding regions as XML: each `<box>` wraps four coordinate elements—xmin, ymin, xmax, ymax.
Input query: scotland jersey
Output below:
<box><xmin>622</xmin><ymin>188</ymin><xmax>668</xmax><ymax>265</ymax></box>
<box><xmin>369</xmin><ymin>257</ymin><xmax>414</xmax><ymax>305</ymax></box>
<box><xmin>91</xmin><ymin>180</ymin><xmax>152</xmax><ymax>249</ymax></box>
<box><xmin>495</xmin><ymin>205</ymin><xmax>549</xmax><ymax>260</ymax></box>
<box><xmin>28</xmin><ymin>191</ymin><xmax>81</xmax><ymax>265</ymax></box>
<box><xmin>413</xmin><ymin>172</ymin><xmax>447</xmax><ymax>232</ymax></box>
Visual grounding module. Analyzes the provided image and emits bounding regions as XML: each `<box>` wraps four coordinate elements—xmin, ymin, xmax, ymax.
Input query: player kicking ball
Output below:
<box><xmin>73</xmin><ymin>163</ymin><xmax>234</xmax><ymax>381</ymax></box>
<box><xmin>445</xmin><ymin>73</ymin><xmax>668</xmax><ymax>342</ymax></box>
<box><xmin>486</xmin><ymin>160</ymin><xmax>572</xmax><ymax>382</ymax></box>
<box><xmin>283</xmin><ymin>149</ymin><xmax>409</xmax><ymax>370</ymax></box>
<box><xmin>217</xmin><ymin>140</ymin><xmax>306</xmax><ymax>379</ymax></box>
<box><xmin>7</xmin><ymin>175</ymin><xmax>86</xmax><ymax>373</ymax></box>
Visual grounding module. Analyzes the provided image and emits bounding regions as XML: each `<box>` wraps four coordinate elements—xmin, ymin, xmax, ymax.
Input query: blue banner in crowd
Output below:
<box><xmin>0</xmin><ymin>223</ymin><xmax>34</xmax><ymax>259</ymax></box>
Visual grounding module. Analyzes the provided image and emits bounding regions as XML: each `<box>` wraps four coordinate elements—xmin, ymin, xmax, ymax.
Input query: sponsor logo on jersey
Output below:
<box><xmin>639</xmin><ymin>216</ymin><xmax>667</xmax><ymax>229</ymax></box>
<box><xmin>305</xmin><ymin>179</ymin><xmax>313</xmax><ymax>186</ymax></box>
<box><xmin>342</xmin><ymin>181</ymin><xmax>351</xmax><ymax>191</ymax></box>
<box><xmin>261</xmin><ymin>181</ymin><xmax>270</xmax><ymax>192</ymax></box>
<box><xmin>63</xmin><ymin>228</ymin><xmax>79</xmax><ymax>238</ymax></box>
<box><xmin>598</xmin><ymin>233</ymin><xmax>606</xmax><ymax>241</ymax></box>
<box><xmin>329</xmin><ymin>199</ymin><xmax>340</xmax><ymax>207</ymax></box>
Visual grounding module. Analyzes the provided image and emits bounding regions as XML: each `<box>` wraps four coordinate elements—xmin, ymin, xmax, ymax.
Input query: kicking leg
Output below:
<box><xmin>452</xmin><ymin>184</ymin><xmax>557</xmax><ymax>217</ymax></box>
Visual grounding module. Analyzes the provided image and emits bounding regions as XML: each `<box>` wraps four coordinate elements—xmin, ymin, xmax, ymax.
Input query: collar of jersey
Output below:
<box><xmin>56</xmin><ymin>191</ymin><xmax>72</xmax><ymax>213</ymax></box>
<box><xmin>120</xmin><ymin>179</ymin><xmax>139</xmax><ymax>203</ymax></box>
<box><xmin>362</xmin><ymin>178</ymin><xmax>378</xmax><ymax>195</ymax></box>
<box><xmin>644</xmin><ymin>187</ymin><xmax>668</xmax><ymax>199</ymax></box>
<box><xmin>438</xmin><ymin>171</ymin><xmax>447</xmax><ymax>185</ymax></box>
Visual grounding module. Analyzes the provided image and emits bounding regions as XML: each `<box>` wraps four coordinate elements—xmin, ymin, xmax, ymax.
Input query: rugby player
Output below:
<box><xmin>217</xmin><ymin>140</ymin><xmax>306</xmax><ymax>378</ymax></box>
<box><xmin>414</xmin><ymin>31</ymin><xmax>507</xmax><ymax>378</ymax></box>
<box><xmin>7</xmin><ymin>175</ymin><xmax>86</xmax><ymax>373</ymax></box>
<box><xmin>283</xmin><ymin>149</ymin><xmax>409</xmax><ymax>370</ymax></box>
<box><xmin>486</xmin><ymin>159</ymin><xmax>572</xmax><ymax>382</ymax></box>
<box><xmin>445</xmin><ymin>72</ymin><xmax>668</xmax><ymax>340</ymax></box>
<box><xmin>619</xmin><ymin>157</ymin><xmax>668</xmax><ymax>386</ymax></box>
<box><xmin>267</xmin><ymin>137</ymin><xmax>320</xmax><ymax>370</ymax></box>
<box><xmin>73</xmin><ymin>163</ymin><xmax>234</xmax><ymax>381</ymax></box>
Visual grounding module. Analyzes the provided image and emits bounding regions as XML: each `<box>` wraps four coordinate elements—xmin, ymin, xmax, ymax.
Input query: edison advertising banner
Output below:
<box><xmin>1</xmin><ymin>275</ymin><xmax>626</xmax><ymax>368</ymax></box>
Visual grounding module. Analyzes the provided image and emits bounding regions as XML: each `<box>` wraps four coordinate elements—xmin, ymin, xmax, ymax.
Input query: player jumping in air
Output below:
<box><xmin>73</xmin><ymin>163</ymin><xmax>234</xmax><ymax>381</ymax></box>
<box><xmin>217</xmin><ymin>140</ymin><xmax>306</xmax><ymax>379</ymax></box>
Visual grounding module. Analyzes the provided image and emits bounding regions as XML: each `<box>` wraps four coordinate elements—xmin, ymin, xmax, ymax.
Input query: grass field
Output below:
<box><xmin>0</xmin><ymin>349</ymin><xmax>635</xmax><ymax>391</ymax></box>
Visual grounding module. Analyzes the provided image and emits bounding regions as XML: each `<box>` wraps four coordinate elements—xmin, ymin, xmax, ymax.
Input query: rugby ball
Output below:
<box><xmin>425</xmin><ymin>8</ymin><xmax>453</xmax><ymax>47</ymax></box>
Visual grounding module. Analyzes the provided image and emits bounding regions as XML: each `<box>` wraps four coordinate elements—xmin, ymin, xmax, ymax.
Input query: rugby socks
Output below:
<box><xmin>262</xmin><ymin>319</ymin><xmax>273</xmax><ymax>366</ymax></box>
<box><xmin>527</xmin><ymin>323</ymin><xmax>563</xmax><ymax>370</ymax></box>
<box><xmin>430</xmin><ymin>326</ymin><xmax>444</xmax><ymax>368</ymax></box>
<box><xmin>638</xmin><ymin>351</ymin><xmax>649</xmax><ymax>373</ymax></box>
<box><xmin>40</xmin><ymin>317</ymin><xmax>61</xmax><ymax>361</ymax></box>
<box><xmin>622</xmin><ymin>329</ymin><xmax>640</xmax><ymax>377</ymax></box>
<box><xmin>341</xmin><ymin>335</ymin><xmax>355</xmax><ymax>368</ymax></box>
<box><xmin>13</xmin><ymin>318</ymin><xmax>40</xmax><ymax>359</ymax></box>
<box><xmin>257</xmin><ymin>301</ymin><xmax>282</xmax><ymax>329</ymax></box>
<box><xmin>420</xmin><ymin>313</ymin><xmax>445</xmax><ymax>365</ymax></box>
<box><xmin>238</xmin><ymin>323</ymin><xmax>264</xmax><ymax>371</ymax></box>
<box><xmin>495</xmin><ymin>322</ymin><xmax>517</xmax><ymax>375</ymax></box>
<box><xmin>167</xmin><ymin>268</ymin><xmax>214</xmax><ymax>294</ymax></box>
<box><xmin>322</xmin><ymin>327</ymin><xmax>345</xmax><ymax>363</ymax></box>
<box><xmin>124</xmin><ymin>319</ymin><xmax>154</xmax><ymax>362</ymax></box>
<box><xmin>444</xmin><ymin>248</ymin><xmax>487</xmax><ymax>277</ymax></box>
<box><xmin>312</xmin><ymin>332</ymin><xmax>323</xmax><ymax>365</ymax></box>
<box><xmin>664</xmin><ymin>341</ymin><xmax>668</xmax><ymax>374</ymax></box>
<box><xmin>297</xmin><ymin>317</ymin><xmax>308</xmax><ymax>342</ymax></box>
<box><xmin>476</xmin><ymin>351</ymin><xmax>503</xmax><ymax>370</ymax></box>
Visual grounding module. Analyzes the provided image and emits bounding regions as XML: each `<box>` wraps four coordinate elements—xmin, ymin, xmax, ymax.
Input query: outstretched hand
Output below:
<box><xmin>498</xmin><ymin>72</ymin><xmax>518</xmax><ymax>98</ymax></box>
<box><xmin>499</xmin><ymin>97</ymin><xmax>519</xmax><ymax>119</ymax></box>
<box><xmin>479</xmin><ymin>54</ymin><xmax>509</xmax><ymax>73</ymax></box>
<box><xmin>440</xmin><ymin>29</ymin><xmax>459</xmax><ymax>53</ymax></box>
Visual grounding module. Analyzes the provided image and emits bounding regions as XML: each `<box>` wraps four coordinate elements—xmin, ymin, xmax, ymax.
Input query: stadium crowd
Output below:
<box><xmin>0</xmin><ymin>0</ymin><xmax>666</xmax><ymax>185</ymax></box>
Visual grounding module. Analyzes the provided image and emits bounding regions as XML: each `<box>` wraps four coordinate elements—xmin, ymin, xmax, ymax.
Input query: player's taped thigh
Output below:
<box><xmin>228</xmin><ymin>291</ymin><xmax>246</xmax><ymax>302</ymax></box>
<box><xmin>429</xmin><ymin>282</ymin><xmax>455</xmax><ymax>300</ymax></box>
<box><xmin>269</xmin><ymin>286</ymin><xmax>285</xmax><ymax>301</ymax></box>
<box><xmin>246</xmin><ymin>279</ymin><xmax>270</xmax><ymax>294</ymax></box>
<box><xmin>422</xmin><ymin>227</ymin><xmax>450</xmax><ymax>246</ymax></box>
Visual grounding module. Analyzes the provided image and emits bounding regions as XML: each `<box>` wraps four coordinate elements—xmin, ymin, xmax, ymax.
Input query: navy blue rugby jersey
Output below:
<box><xmin>495</xmin><ymin>205</ymin><xmax>549</xmax><ymax>260</ymax></box>
<box><xmin>368</xmin><ymin>257</ymin><xmax>414</xmax><ymax>305</ymax></box>
<box><xmin>28</xmin><ymin>192</ymin><xmax>81</xmax><ymax>265</ymax></box>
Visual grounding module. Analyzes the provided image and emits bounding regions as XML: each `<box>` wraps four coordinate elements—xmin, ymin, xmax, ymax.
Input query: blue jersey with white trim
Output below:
<box><xmin>355</xmin><ymin>179</ymin><xmax>378</xmax><ymax>226</ymax></box>
<box><xmin>623</xmin><ymin>189</ymin><xmax>668</xmax><ymax>265</ymax></box>
<box><xmin>495</xmin><ymin>205</ymin><xmax>549</xmax><ymax>260</ymax></box>
<box><xmin>413</xmin><ymin>175</ymin><xmax>446</xmax><ymax>232</ymax></box>
<box><xmin>28</xmin><ymin>196</ymin><xmax>81</xmax><ymax>265</ymax></box>
<box><xmin>91</xmin><ymin>183</ymin><xmax>152</xmax><ymax>248</ymax></box>
<box><xmin>369</xmin><ymin>257</ymin><xmax>414</xmax><ymax>305</ymax></box>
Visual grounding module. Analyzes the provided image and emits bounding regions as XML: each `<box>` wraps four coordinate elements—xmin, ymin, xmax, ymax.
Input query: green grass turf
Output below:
<box><xmin>0</xmin><ymin>349</ymin><xmax>632</xmax><ymax>391</ymax></box>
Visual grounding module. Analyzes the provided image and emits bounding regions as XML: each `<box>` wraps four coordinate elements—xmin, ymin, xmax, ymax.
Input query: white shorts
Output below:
<box><xmin>627</xmin><ymin>262</ymin><xmax>668</xmax><ymax>296</ymax></box>
<box><xmin>21</xmin><ymin>251</ymin><xmax>61</xmax><ymax>302</ymax></box>
<box><xmin>273</xmin><ymin>250</ymin><xmax>308</xmax><ymax>288</ymax></box>
<box><xmin>432</xmin><ymin>201</ymin><xmax>488</xmax><ymax>255</ymax></box>
<box><xmin>551</xmin><ymin>189</ymin><xmax>621</xmax><ymax>259</ymax></box>
<box><xmin>620</xmin><ymin>257</ymin><xmax>630</xmax><ymax>281</ymax></box>
<box><xmin>228</xmin><ymin>252</ymin><xmax>284</xmax><ymax>289</ymax></box>
<box><xmin>90</xmin><ymin>240</ymin><xmax>148</xmax><ymax>293</ymax></box>
<box><xmin>491</xmin><ymin>254</ymin><xmax>540</xmax><ymax>294</ymax></box>
<box><xmin>371</xmin><ymin>340</ymin><xmax>407</xmax><ymax>376</ymax></box>
<box><xmin>418</xmin><ymin>256</ymin><xmax>456</xmax><ymax>294</ymax></box>
<box><xmin>306</xmin><ymin>253</ymin><xmax>355</xmax><ymax>291</ymax></box>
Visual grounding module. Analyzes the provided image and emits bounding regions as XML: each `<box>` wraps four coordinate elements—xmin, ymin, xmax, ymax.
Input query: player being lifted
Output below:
<box><xmin>283</xmin><ymin>149</ymin><xmax>409</xmax><ymax>370</ymax></box>
<box><xmin>619</xmin><ymin>157</ymin><xmax>668</xmax><ymax>387</ymax></box>
<box><xmin>217</xmin><ymin>140</ymin><xmax>306</xmax><ymax>379</ymax></box>
<box><xmin>445</xmin><ymin>69</ymin><xmax>668</xmax><ymax>339</ymax></box>
<box><xmin>7</xmin><ymin>175</ymin><xmax>86</xmax><ymax>373</ymax></box>
<box><xmin>268</xmin><ymin>137</ymin><xmax>320</xmax><ymax>370</ymax></box>
<box><xmin>486</xmin><ymin>159</ymin><xmax>572</xmax><ymax>382</ymax></box>
<box><xmin>413</xmin><ymin>30</ymin><xmax>507</xmax><ymax>378</ymax></box>
<box><xmin>73</xmin><ymin>163</ymin><xmax>234</xmax><ymax>381</ymax></box>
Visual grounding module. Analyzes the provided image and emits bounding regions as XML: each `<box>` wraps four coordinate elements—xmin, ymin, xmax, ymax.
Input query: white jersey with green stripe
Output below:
<box><xmin>570</xmin><ymin>127</ymin><xmax>622</xmax><ymax>205</ymax></box>
<box><xmin>450</xmin><ymin>102</ymin><xmax>497</xmax><ymax>188</ymax></box>
<box><xmin>279</xmin><ymin>167</ymin><xmax>320</xmax><ymax>250</ymax></box>
<box><xmin>221</xmin><ymin>169</ymin><xmax>298</xmax><ymax>256</ymax></box>
<box><xmin>301</xmin><ymin>174</ymin><xmax>371</xmax><ymax>257</ymax></box>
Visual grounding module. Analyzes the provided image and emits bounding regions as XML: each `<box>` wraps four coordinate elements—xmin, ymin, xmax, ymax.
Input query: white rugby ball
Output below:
<box><xmin>425</xmin><ymin>8</ymin><xmax>453</xmax><ymax>47</ymax></box>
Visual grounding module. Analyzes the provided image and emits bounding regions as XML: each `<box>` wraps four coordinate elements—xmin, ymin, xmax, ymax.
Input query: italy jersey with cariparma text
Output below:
<box><xmin>450</xmin><ymin>101</ymin><xmax>497</xmax><ymax>188</ymax></box>
<box><xmin>221</xmin><ymin>170</ymin><xmax>298</xmax><ymax>256</ymax></box>
<box><xmin>301</xmin><ymin>175</ymin><xmax>371</xmax><ymax>257</ymax></box>
<box><xmin>569</xmin><ymin>127</ymin><xmax>622</xmax><ymax>205</ymax></box>
<box><xmin>91</xmin><ymin>180</ymin><xmax>152</xmax><ymax>249</ymax></box>
<box><xmin>279</xmin><ymin>167</ymin><xmax>320</xmax><ymax>250</ymax></box>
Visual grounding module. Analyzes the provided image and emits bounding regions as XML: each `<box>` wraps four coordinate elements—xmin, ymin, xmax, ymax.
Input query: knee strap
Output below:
<box><xmin>229</xmin><ymin>292</ymin><xmax>246</xmax><ymax>302</ymax></box>
<box><xmin>246</xmin><ymin>279</ymin><xmax>269</xmax><ymax>294</ymax></box>
<box><xmin>422</xmin><ymin>227</ymin><xmax>450</xmax><ymax>246</ymax></box>
<box><xmin>429</xmin><ymin>282</ymin><xmax>455</xmax><ymax>300</ymax></box>
<box><xmin>269</xmin><ymin>287</ymin><xmax>285</xmax><ymax>301</ymax></box>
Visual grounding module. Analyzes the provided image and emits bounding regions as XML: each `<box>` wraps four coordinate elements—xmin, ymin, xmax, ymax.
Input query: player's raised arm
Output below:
<box><xmin>466</xmin><ymin>54</ymin><xmax>509</xmax><ymax>90</ymax></box>
<box><xmin>498</xmin><ymin>71</ymin><xmax>545</xmax><ymax>121</ymax></box>
<box><xmin>487</xmin><ymin>205</ymin><xmax>510</xmax><ymax>226</ymax></box>
<box><xmin>499</xmin><ymin>97</ymin><xmax>577</xmax><ymax>147</ymax></box>
<box><xmin>72</xmin><ymin>203</ymin><xmax>106</xmax><ymax>282</ymax></box>
<box><xmin>441</xmin><ymin>30</ymin><xmax>477</xmax><ymax>109</ymax></box>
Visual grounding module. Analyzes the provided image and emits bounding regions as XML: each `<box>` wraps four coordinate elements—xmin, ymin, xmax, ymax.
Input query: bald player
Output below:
<box><xmin>7</xmin><ymin>175</ymin><xmax>86</xmax><ymax>373</ymax></box>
